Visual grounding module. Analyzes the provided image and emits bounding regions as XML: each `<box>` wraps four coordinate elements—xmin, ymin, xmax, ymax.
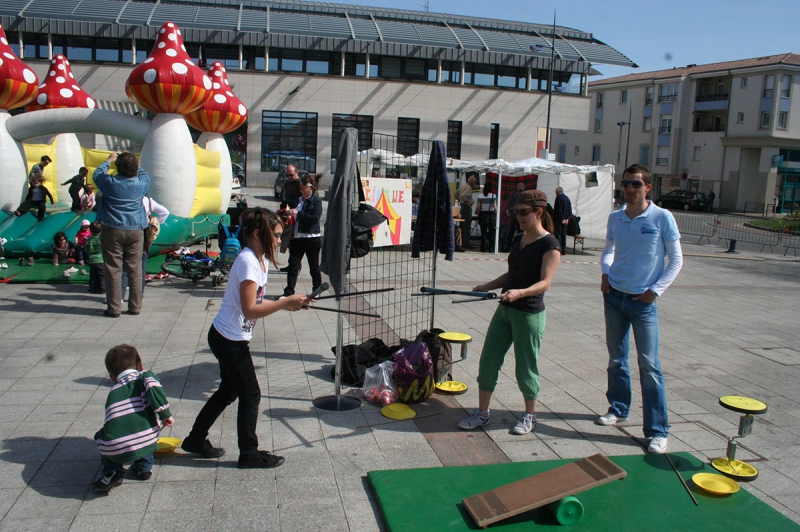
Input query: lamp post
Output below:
<box><xmin>531</xmin><ymin>11</ymin><xmax>557</xmax><ymax>159</ymax></box>
<box><xmin>616</xmin><ymin>107</ymin><xmax>633</xmax><ymax>170</ymax></box>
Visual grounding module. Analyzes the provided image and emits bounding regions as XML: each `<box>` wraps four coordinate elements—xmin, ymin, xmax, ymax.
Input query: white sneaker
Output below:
<box><xmin>458</xmin><ymin>409</ymin><xmax>489</xmax><ymax>430</ymax></box>
<box><xmin>66</xmin><ymin>266</ymin><xmax>79</xmax><ymax>273</ymax></box>
<box><xmin>648</xmin><ymin>436</ymin><xmax>668</xmax><ymax>454</ymax></box>
<box><xmin>596</xmin><ymin>412</ymin><xmax>628</xmax><ymax>426</ymax></box>
<box><xmin>512</xmin><ymin>413</ymin><xmax>537</xmax><ymax>435</ymax></box>
<box><xmin>0</xmin><ymin>263</ymin><xmax>7</xmax><ymax>269</ymax></box>
<box><xmin>62</xmin><ymin>271</ymin><xmax>71</xmax><ymax>278</ymax></box>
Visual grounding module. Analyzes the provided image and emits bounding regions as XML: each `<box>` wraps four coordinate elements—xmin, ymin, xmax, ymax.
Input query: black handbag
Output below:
<box><xmin>350</xmin><ymin>172</ymin><xmax>387</xmax><ymax>258</ymax></box>
<box><xmin>566</xmin><ymin>216</ymin><xmax>581</xmax><ymax>237</ymax></box>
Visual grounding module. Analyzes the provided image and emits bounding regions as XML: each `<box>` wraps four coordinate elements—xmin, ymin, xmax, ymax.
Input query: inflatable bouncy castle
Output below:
<box><xmin>0</xmin><ymin>22</ymin><xmax>247</xmax><ymax>258</ymax></box>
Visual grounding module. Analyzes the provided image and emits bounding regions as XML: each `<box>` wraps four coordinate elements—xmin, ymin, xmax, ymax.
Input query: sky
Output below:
<box><xmin>332</xmin><ymin>0</ymin><xmax>800</xmax><ymax>80</ymax></box>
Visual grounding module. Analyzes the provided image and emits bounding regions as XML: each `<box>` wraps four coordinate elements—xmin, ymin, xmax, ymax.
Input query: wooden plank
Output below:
<box><xmin>412</xmin><ymin>394</ymin><xmax>510</xmax><ymax>467</ymax></box>
<box><xmin>462</xmin><ymin>453</ymin><xmax>626</xmax><ymax>528</ymax></box>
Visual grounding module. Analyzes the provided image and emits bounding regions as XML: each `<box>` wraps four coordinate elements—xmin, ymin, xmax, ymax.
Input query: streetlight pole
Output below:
<box><xmin>531</xmin><ymin>11</ymin><xmax>557</xmax><ymax>159</ymax></box>
<box><xmin>617</xmin><ymin>106</ymin><xmax>633</xmax><ymax>171</ymax></box>
<box><xmin>624</xmin><ymin>106</ymin><xmax>632</xmax><ymax>168</ymax></box>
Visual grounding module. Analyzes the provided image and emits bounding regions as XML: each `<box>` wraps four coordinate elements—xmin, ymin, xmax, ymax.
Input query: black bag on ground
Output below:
<box><xmin>414</xmin><ymin>328</ymin><xmax>453</xmax><ymax>382</ymax></box>
<box><xmin>566</xmin><ymin>216</ymin><xmax>581</xmax><ymax>237</ymax></box>
<box><xmin>330</xmin><ymin>338</ymin><xmax>391</xmax><ymax>386</ymax></box>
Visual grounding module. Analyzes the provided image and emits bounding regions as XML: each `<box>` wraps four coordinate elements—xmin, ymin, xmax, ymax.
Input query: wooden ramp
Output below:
<box><xmin>462</xmin><ymin>453</ymin><xmax>626</xmax><ymax>528</ymax></box>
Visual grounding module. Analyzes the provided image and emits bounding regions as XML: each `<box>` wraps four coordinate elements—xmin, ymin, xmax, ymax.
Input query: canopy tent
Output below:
<box><xmin>356</xmin><ymin>148</ymin><xmax>614</xmax><ymax>240</ymax></box>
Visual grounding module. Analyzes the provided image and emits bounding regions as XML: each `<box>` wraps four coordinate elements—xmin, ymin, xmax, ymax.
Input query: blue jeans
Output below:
<box><xmin>604</xmin><ymin>288</ymin><xmax>668</xmax><ymax>438</ymax></box>
<box><xmin>101</xmin><ymin>453</ymin><xmax>154</xmax><ymax>475</ymax></box>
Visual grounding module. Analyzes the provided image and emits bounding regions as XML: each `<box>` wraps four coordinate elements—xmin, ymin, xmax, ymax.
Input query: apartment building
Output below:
<box><xmin>0</xmin><ymin>0</ymin><xmax>635</xmax><ymax>187</ymax></box>
<box><xmin>556</xmin><ymin>54</ymin><xmax>800</xmax><ymax>213</ymax></box>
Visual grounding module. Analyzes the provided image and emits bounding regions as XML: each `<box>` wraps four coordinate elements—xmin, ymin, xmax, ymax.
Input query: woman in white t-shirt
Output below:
<box><xmin>475</xmin><ymin>183</ymin><xmax>497</xmax><ymax>252</ymax></box>
<box><xmin>182</xmin><ymin>207</ymin><xmax>309</xmax><ymax>469</ymax></box>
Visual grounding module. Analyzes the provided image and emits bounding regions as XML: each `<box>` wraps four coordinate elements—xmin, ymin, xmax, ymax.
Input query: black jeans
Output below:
<box><xmin>16</xmin><ymin>200</ymin><xmax>46</xmax><ymax>221</ymax></box>
<box><xmin>505</xmin><ymin>217</ymin><xmax>520</xmax><ymax>251</ymax></box>
<box><xmin>554</xmin><ymin>221</ymin><xmax>567</xmax><ymax>253</ymax></box>
<box><xmin>89</xmin><ymin>263</ymin><xmax>105</xmax><ymax>292</ymax></box>
<box><xmin>460</xmin><ymin>205</ymin><xmax>474</xmax><ymax>248</ymax></box>
<box><xmin>186</xmin><ymin>325</ymin><xmax>261</xmax><ymax>458</ymax></box>
<box><xmin>284</xmin><ymin>236</ymin><xmax>321</xmax><ymax>296</ymax></box>
<box><xmin>478</xmin><ymin>211</ymin><xmax>496</xmax><ymax>252</ymax></box>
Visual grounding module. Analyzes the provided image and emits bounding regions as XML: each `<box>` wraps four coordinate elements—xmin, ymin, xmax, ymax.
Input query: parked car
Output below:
<box><xmin>232</xmin><ymin>163</ymin><xmax>246</xmax><ymax>187</ymax></box>
<box><xmin>273</xmin><ymin>168</ymin><xmax>309</xmax><ymax>200</ymax></box>
<box><xmin>654</xmin><ymin>190</ymin><xmax>708</xmax><ymax>211</ymax></box>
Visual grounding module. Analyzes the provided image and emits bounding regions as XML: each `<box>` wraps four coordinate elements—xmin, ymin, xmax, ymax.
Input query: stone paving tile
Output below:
<box><xmin>69</xmin><ymin>512</ymin><xmax>145</xmax><ymax>532</ymax></box>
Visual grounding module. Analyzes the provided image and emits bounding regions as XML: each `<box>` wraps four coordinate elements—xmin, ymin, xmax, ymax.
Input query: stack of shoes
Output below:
<box><xmin>154</xmin><ymin>272</ymin><xmax>169</xmax><ymax>280</ymax></box>
<box><xmin>145</xmin><ymin>274</ymin><xmax>154</xmax><ymax>282</ymax></box>
<box><xmin>18</xmin><ymin>257</ymin><xmax>25</xmax><ymax>266</ymax></box>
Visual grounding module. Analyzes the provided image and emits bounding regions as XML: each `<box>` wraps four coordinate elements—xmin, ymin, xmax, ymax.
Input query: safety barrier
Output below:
<box><xmin>716</xmin><ymin>215</ymin><xmax>781</xmax><ymax>253</ymax></box>
<box><xmin>780</xmin><ymin>224</ymin><xmax>800</xmax><ymax>257</ymax></box>
<box><xmin>671</xmin><ymin>211</ymin><xmax>798</xmax><ymax>254</ymax></box>
<box><xmin>671</xmin><ymin>211</ymin><xmax>716</xmax><ymax>244</ymax></box>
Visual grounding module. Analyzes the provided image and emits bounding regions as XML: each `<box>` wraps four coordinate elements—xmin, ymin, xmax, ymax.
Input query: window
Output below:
<box><xmin>643</xmin><ymin>117</ymin><xmax>652</xmax><ymax>131</ymax></box>
<box><xmin>205</xmin><ymin>45</ymin><xmax>241</xmax><ymax>71</ymax></box>
<box><xmin>596</xmin><ymin>92</ymin><xmax>604</xmax><ymax>109</ymax></box>
<box><xmin>574</xmin><ymin>145</ymin><xmax>580</xmax><ymax>155</ymax></box>
<box><xmin>331</xmin><ymin>114</ymin><xmax>373</xmax><ymax>165</ymax></box>
<box><xmin>435</xmin><ymin>61</ymin><xmax>461</xmax><ymax>84</ymax></box>
<box><xmin>639</xmin><ymin>145</ymin><xmax>649</xmax><ymax>166</ymax></box>
<box><xmin>447</xmin><ymin>120</ymin><xmax>462</xmax><ymax>159</ymax></box>
<box><xmin>591</xmin><ymin>145</ymin><xmax>601</xmax><ymax>163</ymax></box>
<box><xmin>659</xmin><ymin>118</ymin><xmax>672</xmax><ymax>134</ymax></box>
<box><xmin>620</xmin><ymin>90</ymin><xmax>628</xmax><ymax>103</ymax></box>
<box><xmin>397</xmin><ymin>117</ymin><xmax>420</xmax><ymax>156</ymax></box>
<box><xmin>489</xmin><ymin>123</ymin><xmax>500</xmax><ymax>159</ymax></box>
<box><xmin>656</xmin><ymin>146</ymin><xmax>669</xmax><ymax>166</ymax></box>
<box><xmin>693</xmin><ymin>146</ymin><xmax>701</xmax><ymax>161</ymax></box>
<box><xmin>781</xmin><ymin>75</ymin><xmax>792</xmax><ymax>97</ymax></box>
<box><xmin>658</xmin><ymin>83</ymin><xmax>679</xmax><ymax>102</ymax></box>
<box><xmin>261</xmin><ymin>111</ymin><xmax>318</xmax><ymax>172</ymax></box>
<box><xmin>741</xmin><ymin>77</ymin><xmax>748</xmax><ymax>88</ymax></box>
<box><xmin>557</xmin><ymin>144</ymin><xmax>566</xmax><ymax>163</ymax></box>
<box><xmin>645</xmin><ymin>86</ymin><xmax>654</xmax><ymax>105</ymax></box>
<box><xmin>778</xmin><ymin>111</ymin><xmax>788</xmax><ymax>129</ymax></box>
<box><xmin>764</xmin><ymin>75</ymin><xmax>774</xmax><ymax>97</ymax></box>
<box><xmin>595</xmin><ymin>119</ymin><xmax>602</xmax><ymax>132</ymax></box>
<box><xmin>760</xmin><ymin>111</ymin><xmax>771</xmax><ymax>129</ymax></box>
<box><xmin>737</xmin><ymin>112</ymin><xmax>744</xmax><ymax>123</ymax></box>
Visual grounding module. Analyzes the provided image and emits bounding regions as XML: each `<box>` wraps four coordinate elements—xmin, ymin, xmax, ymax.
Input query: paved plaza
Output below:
<box><xmin>1</xmin><ymin>188</ymin><xmax>799</xmax><ymax>531</ymax></box>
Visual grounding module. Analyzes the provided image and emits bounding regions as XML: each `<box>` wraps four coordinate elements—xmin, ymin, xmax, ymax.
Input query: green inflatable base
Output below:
<box><xmin>1</xmin><ymin>254</ymin><xmax>168</xmax><ymax>284</ymax></box>
<box><xmin>368</xmin><ymin>452</ymin><xmax>800</xmax><ymax>532</ymax></box>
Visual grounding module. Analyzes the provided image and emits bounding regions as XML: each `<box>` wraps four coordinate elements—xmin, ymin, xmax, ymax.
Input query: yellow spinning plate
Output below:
<box><xmin>438</xmin><ymin>332</ymin><xmax>472</xmax><ymax>343</ymax></box>
<box><xmin>154</xmin><ymin>436</ymin><xmax>182</xmax><ymax>455</ymax></box>
<box><xmin>711</xmin><ymin>458</ymin><xmax>759</xmax><ymax>481</ymax></box>
<box><xmin>719</xmin><ymin>395</ymin><xmax>768</xmax><ymax>415</ymax></box>
<box><xmin>692</xmin><ymin>473</ymin><xmax>740</xmax><ymax>495</ymax></box>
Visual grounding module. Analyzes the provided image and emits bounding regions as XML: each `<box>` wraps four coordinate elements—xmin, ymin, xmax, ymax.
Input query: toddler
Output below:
<box><xmin>87</xmin><ymin>222</ymin><xmax>105</xmax><ymax>293</ymax></box>
<box><xmin>81</xmin><ymin>184</ymin><xmax>96</xmax><ymax>211</ymax></box>
<box><xmin>51</xmin><ymin>232</ymin><xmax>76</xmax><ymax>265</ymax></box>
<box><xmin>93</xmin><ymin>344</ymin><xmax>174</xmax><ymax>493</ymax></box>
<box><xmin>15</xmin><ymin>177</ymin><xmax>54</xmax><ymax>222</ymax></box>
<box><xmin>74</xmin><ymin>219</ymin><xmax>92</xmax><ymax>265</ymax></box>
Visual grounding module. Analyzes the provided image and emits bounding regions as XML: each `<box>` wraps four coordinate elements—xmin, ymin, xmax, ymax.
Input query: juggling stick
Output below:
<box><xmin>451</xmin><ymin>296</ymin><xmax>498</xmax><ymax>304</ymax></box>
<box><xmin>417</xmin><ymin>286</ymin><xmax>497</xmax><ymax>299</ymax></box>
<box><xmin>307</xmin><ymin>282</ymin><xmax>330</xmax><ymax>300</ymax></box>
<box><xmin>312</xmin><ymin>307</ymin><xmax>380</xmax><ymax>318</ymax></box>
<box><xmin>312</xmin><ymin>287</ymin><xmax>395</xmax><ymax>301</ymax></box>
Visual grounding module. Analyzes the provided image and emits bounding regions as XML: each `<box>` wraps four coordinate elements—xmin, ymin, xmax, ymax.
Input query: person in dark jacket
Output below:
<box><xmin>283</xmin><ymin>174</ymin><xmax>323</xmax><ymax>297</ymax></box>
<box><xmin>553</xmin><ymin>187</ymin><xmax>573</xmax><ymax>252</ymax></box>
<box><xmin>62</xmin><ymin>167</ymin><xmax>88</xmax><ymax>211</ymax></box>
<box><xmin>279</xmin><ymin>164</ymin><xmax>302</xmax><ymax>256</ymax></box>
<box><xmin>15</xmin><ymin>177</ymin><xmax>55</xmax><ymax>221</ymax></box>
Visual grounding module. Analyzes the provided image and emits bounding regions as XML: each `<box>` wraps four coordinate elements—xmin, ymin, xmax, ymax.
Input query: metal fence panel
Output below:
<box><xmin>715</xmin><ymin>214</ymin><xmax>781</xmax><ymax>250</ymax></box>
<box><xmin>671</xmin><ymin>211</ymin><xmax>715</xmax><ymax>242</ymax></box>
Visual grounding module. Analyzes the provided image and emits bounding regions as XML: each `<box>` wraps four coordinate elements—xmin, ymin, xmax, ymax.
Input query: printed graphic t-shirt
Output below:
<box><xmin>212</xmin><ymin>247</ymin><xmax>268</xmax><ymax>341</ymax></box>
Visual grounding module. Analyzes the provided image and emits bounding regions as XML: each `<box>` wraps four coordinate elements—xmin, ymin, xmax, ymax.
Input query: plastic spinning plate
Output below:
<box><xmin>692</xmin><ymin>473</ymin><xmax>740</xmax><ymax>495</ymax></box>
<box><xmin>719</xmin><ymin>396</ymin><xmax>768</xmax><ymax>414</ymax></box>
<box><xmin>434</xmin><ymin>381</ymin><xmax>468</xmax><ymax>395</ymax></box>
<box><xmin>711</xmin><ymin>458</ymin><xmax>759</xmax><ymax>480</ymax></box>
<box><xmin>154</xmin><ymin>437</ymin><xmax>182</xmax><ymax>455</ymax></box>
<box><xmin>381</xmin><ymin>403</ymin><xmax>416</xmax><ymax>420</ymax></box>
<box><xmin>438</xmin><ymin>332</ymin><xmax>472</xmax><ymax>343</ymax></box>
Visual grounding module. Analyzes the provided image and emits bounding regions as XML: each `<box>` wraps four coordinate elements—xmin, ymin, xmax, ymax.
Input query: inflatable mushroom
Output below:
<box><xmin>0</xmin><ymin>24</ymin><xmax>39</xmax><ymax>212</ymax></box>
<box><xmin>185</xmin><ymin>61</ymin><xmax>248</xmax><ymax>212</ymax></box>
<box><xmin>126</xmin><ymin>22</ymin><xmax>212</xmax><ymax>218</ymax></box>
<box><xmin>25</xmin><ymin>55</ymin><xmax>95</xmax><ymax>203</ymax></box>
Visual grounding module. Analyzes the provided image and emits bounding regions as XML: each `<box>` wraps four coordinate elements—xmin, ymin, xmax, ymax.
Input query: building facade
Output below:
<box><xmin>556</xmin><ymin>54</ymin><xmax>800</xmax><ymax>213</ymax></box>
<box><xmin>0</xmin><ymin>0</ymin><xmax>634</xmax><ymax>187</ymax></box>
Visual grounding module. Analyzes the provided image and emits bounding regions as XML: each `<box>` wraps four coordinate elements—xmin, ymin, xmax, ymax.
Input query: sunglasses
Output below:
<box><xmin>621</xmin><ymin>179</ymin><xmax>645</xmax><ymax>189</ymax></box>
<box><xmin>512</xmin><ymin>207</ymin><xmax>535</xmax><ymax>217</ymax></box>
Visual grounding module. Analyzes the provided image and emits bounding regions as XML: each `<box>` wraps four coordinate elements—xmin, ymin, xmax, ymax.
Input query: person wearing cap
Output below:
<box><xmin>459</xmin><ymin>189</ymin><xmax>561</xmax><ymax>435</ymax></box>
<box><xmin>596</xmin><ymin>164</ymin><xmax>683</xmax><ymax>455</ymax></box>
<box><xmin>74</xmin><ymin>219</ymin><xmax>93</xmax><ymax>266</ymax></box>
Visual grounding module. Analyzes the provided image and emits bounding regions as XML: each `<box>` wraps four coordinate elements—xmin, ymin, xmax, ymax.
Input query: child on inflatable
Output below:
<box><xmin>15</xmin><ymin>177</ymin><xmax>55</xmax><ymax>222</ymax></box>
<box><xmin>80</xmin><ymin>184</ymin><xmax>96</xmax><ymax>211</ymax></box>
<box><xmin>51</xmin><ymin>232</ymin><xmax>77</xmax><ymax>265</ymax></box>
<box><xmin>75</xmin><ymin>219</ymin><xmax>92</xmax><ymax>265</ymax></box>
<box><xmin>62</xmin><ymin>167</ymin><xmax>88</xmax><ymax>211</ymax></box>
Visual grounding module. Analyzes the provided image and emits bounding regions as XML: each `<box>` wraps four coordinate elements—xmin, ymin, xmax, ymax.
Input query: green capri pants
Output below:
<box><xmin>477</xmin><ymin>305</ymin><xmax>546</xmax><ymax>401</ymax></box>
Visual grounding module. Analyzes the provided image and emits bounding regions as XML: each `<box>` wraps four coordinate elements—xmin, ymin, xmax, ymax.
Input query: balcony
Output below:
<box><xmin>645</xmin><ymin>97</ymin><xmax>653</xmax><ymax>105</ymax></box>
<box><xmin>763</xmin><ymin>88</ymin><xmax>773</xmax><ymax>97</ymax></box>
<box><xmin>658</xmin><ymin>94</ymin><xmax>678</xmax><ymax>103</ymax></box>
<box><xmin>659</xmin><ymin>126</ymin><xmax>672</xmax><ymax>134</ymax></box>
<box><xmin>693</xmin><ymin>122</ymin><xmax>726</xmax><ymax>132</ymax></box>
<box><xmin>781</xmin><ymin>89</ymin><xmax>791</xmax><ymax>97</ymax></box>
<box><xmin>695</xmin><ymin>93</ymin><xmax>728</xmax><ymax>102</ymax></box>
<box><xmin>656</xmin><ymin>158</ymin><xmax>669</xmax><ymax>166</ymax></box>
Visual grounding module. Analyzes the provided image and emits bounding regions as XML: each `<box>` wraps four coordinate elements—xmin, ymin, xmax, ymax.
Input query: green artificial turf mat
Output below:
<box><xmin>368</xmin><ymin>452</ymin><xmax>800</xmax><ymax>532</ymax></box>
<box><xmin>146</xmin><ymin>253</ymin><xmax>167</xmax><ymax>274</ymax></box>
<box><xmin>7</xmin><ymin>261</ymin><xmax>90</xmax><ymax>284</ymax></box>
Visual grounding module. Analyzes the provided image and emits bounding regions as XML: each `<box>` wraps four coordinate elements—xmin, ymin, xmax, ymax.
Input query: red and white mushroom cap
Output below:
<box><xmin>184</xmin><ymin>62</ymin><xmax>248</xmax><ymax>133</ymax></box>
<box><xmin>0</xmin><ymin>24</ymin><xmax>38</xmax><ymax>110</ymax></box>
<box><xmin>25</xmin><ymin>55</ymin><xmax>95</xmax><ymax>111</ymax></box>
<box><xmin>125</xmin><ymin>22</ymin><xmax>212</xmax><ymax>115</ymax></box>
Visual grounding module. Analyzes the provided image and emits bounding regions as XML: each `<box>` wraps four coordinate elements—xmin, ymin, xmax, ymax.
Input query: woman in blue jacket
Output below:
<box><xmin>283</xmin><ymin>174</ymin><xmax>323</xmax><ymax>297</ymax></box>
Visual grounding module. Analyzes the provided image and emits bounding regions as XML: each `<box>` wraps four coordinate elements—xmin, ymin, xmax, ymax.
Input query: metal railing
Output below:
<box><xmin>659</xmin><ymin>126</ymin><xmax>672</xmax><ymax>133</ymax></box>
<box><xmin>781</xmin><ymin>89</ymin><xmax>790</xmax><ymax>97</ymax></box>
<box><xmin>645</xmin><ymin>97</ymin><xmax>653</xmax><ymax>105</ymax></box>
<box><xmin>763</xmin><ymin>88</ymin><xmax>773</xmax><ymax>97</ymax></box>
<box><xmin>658</xmin><ymin>94</ymin><xmax>678</xmax><ymax>103</ymax></box>
<box><xmin>693</xmin><ymin>123</ymin><xmax>726</xmax><ymax>132</ymax></box>
<box><xmin>671</xmin><ymin>211</ymin><xmax>799</xmax><ymax>255</ymax></box>
<box><xmin>655</xmin><ymin>157</ymin><xmax>669</xmax><ymax>166</ymax></box>
<box><xmin>695</xmin><ymin>93</ymin><xmax>729</xmax><ymax>102</ymax></box>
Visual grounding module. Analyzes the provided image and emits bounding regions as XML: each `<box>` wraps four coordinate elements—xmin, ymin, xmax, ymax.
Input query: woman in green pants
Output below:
<box><xmin>458</xmin><ymin>189</ymin><xmax>561</xmax><ymax>434</ymax></box>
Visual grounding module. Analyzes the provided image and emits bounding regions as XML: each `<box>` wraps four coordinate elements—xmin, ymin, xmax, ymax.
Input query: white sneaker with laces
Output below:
<box><xmin>458</xmin><ymin>409</ymin><xmax>489</xmax><ymax>430</ymax></box>
<box><xmin>0</xmin><ymin>263</ymin><xmax>7</xmax><ymax>269</ymax></box>
<box><xmin>596</xmin><ymin>412</ymin><xmax>628</xmax><ymax>426</ymax></box>
<box><xmin>648</xmin><ymin>436</ymin><xmax>668</xmax><ymax>454</ymax></box>
<box><xmin>512</xmin><ymin>413</ymin><xmax>537</xmax><ymax>434</ymax></box>
<box><xmin>66</xmin><ymin>266</ymin><xmax>79</xmax><ymax>273</ymax></box>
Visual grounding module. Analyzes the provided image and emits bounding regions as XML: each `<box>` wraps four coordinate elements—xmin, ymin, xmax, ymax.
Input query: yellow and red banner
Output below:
<box><xmin>360</xmin><ymin>178</ymin><xmax>413</xmax><ymax>247</ymax></box>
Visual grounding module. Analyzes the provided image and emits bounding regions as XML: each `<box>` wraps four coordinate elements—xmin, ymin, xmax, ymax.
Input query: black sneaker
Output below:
<box><xmin>92</xmin><ymin>470</ymin><xmax>124</xmax><ymax>492</ymax></box>
<box><xmin>279</xmin><ymin>266</ymin><xmax>290</xmax><ymax>273</ymax></box>
<box><xmin>181</xmin><ymin>438</ymin><xmax>225</xmax><ymax>458</ymax></box>
<box><xmin>135</xmin><ymin>470</ymin><xmax>152</xmax><ymax>481</ymax></box>
<box><xmin>238</xmin><ymin>450</ymin><xmax>285</xmax><ymax>469</ymax></box>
